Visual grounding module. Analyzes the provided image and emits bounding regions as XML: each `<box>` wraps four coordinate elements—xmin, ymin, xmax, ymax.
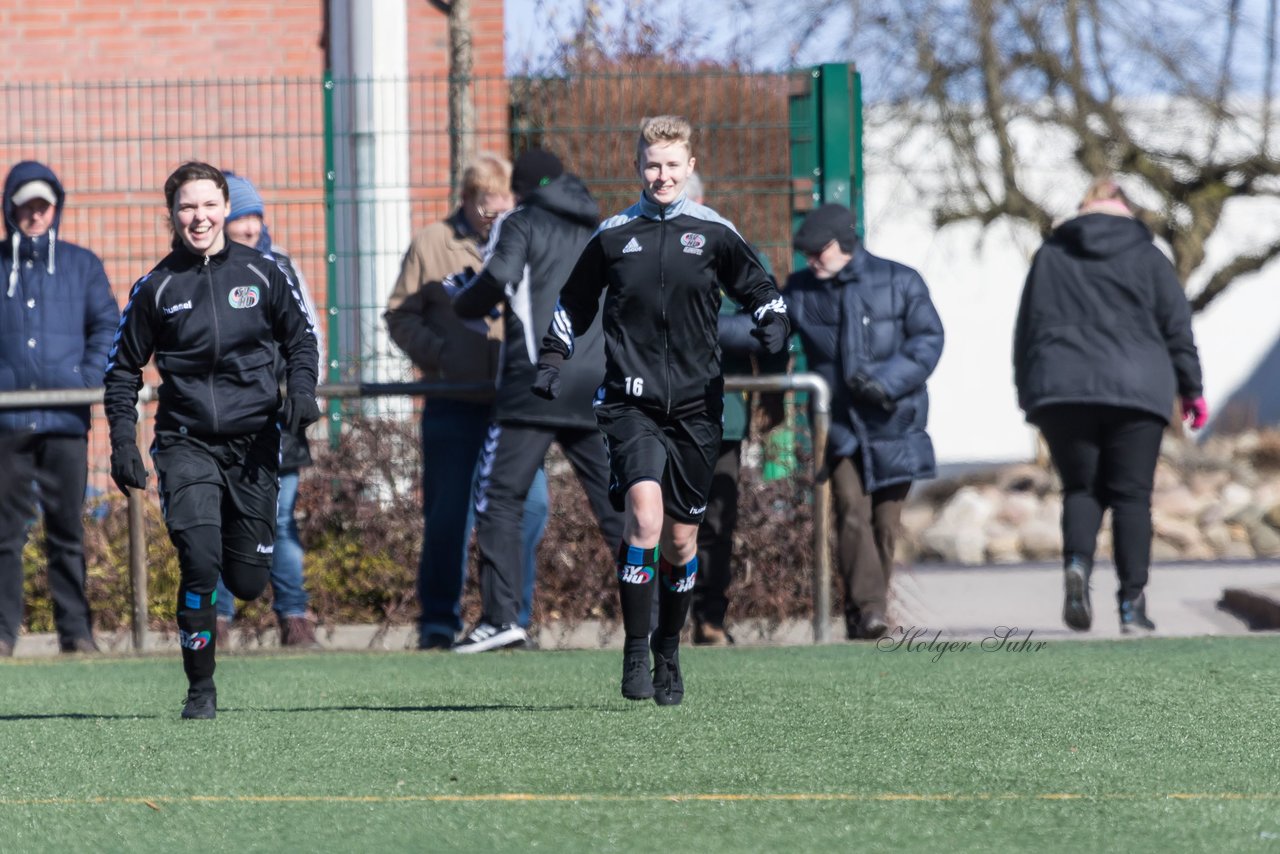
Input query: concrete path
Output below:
<box><xmin>6</xmin><ymin>561</ymin><xmax>1279</xmax><ymax>658</ymax></box>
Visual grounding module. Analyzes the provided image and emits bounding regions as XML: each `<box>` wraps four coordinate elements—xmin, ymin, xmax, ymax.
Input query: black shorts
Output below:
<box><xmin>595</xmin><ymin>402</ymin><xmax>722</xmax><ymax>524</ymax></box>
<box><xmin>151</xmin><ymin>427</ymin><xmax>280</xmax><ymax>561</ymax></box>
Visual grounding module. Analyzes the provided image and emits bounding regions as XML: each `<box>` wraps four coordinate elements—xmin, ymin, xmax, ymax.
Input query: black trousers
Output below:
<box><xmin>692</xmin><ymin>440</ymin><xmax>742</xmax><ymax>627</ymax></box>
<box><xmin>153</xmin><ymin>428</ymin><xmax>278</xmax><ymax>686</ymax></box>
<box><xmin>473</xmin><ymin>422</ymin><xmax>624</xmax><ymax>627</ymax></box>
<box><xmin>0</xmin><ymin>434</ymin><xmax>92</xmax><ymax>647</ymax></box>
<box><xmin>1033</xmin><ymin>404</ymin><xmax>1166</xmax><ymax>603</ymax></box>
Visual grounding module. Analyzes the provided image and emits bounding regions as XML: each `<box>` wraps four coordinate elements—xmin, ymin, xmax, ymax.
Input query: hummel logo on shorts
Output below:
<box><xmin>622</xmin><ymin>237</ymin><xmax>642</xmax><ymax>254</ymax></box>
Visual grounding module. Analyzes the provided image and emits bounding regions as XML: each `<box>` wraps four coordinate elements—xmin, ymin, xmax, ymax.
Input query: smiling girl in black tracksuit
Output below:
<box><xmin>104</xmin><ymin>162</ymin><xmax>319</xmax><ymax>720</ymax></box>
<box><xmin>532</xmin><ymin>116</ymin><xmax>789</xmax><ymax>706</ymax></box>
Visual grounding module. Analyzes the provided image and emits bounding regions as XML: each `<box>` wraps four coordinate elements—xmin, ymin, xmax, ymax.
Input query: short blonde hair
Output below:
<box><xmin>636</xmin><ymin>115</ymin><xmax>693</xmax><ymax>162</ymax></box>
<box><xmin>461</xmin><ymin>153</ymin><xmax>512</xmax><ymax>201</ymax></box>
<box><xmin>1078</xmin><ymin>175</ymin><xmax>1133</xmax><ymax>212</ymax></box>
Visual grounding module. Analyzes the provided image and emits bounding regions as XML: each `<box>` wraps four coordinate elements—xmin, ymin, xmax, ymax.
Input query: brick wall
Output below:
<box><xmin>0</xmin><ymin>0</ymin><xmax>507</xmax><ymax>483</ymax></box>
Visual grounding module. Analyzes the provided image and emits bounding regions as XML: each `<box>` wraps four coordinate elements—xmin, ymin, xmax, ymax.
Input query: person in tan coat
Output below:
<box><xmin>384</xmin><ymin>153</ymin><xmax>548</xmax><ymax>650</ymax></box>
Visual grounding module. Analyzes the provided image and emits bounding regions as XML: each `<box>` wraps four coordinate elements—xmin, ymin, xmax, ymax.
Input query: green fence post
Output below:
<box><xmin>322</xmin><ymin>73</ymin><xmax>341</xmax><ymax>447</ymax></box>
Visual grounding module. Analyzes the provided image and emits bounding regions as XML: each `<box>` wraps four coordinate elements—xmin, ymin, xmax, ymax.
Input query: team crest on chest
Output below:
<box><xmin>228</xmin><ymin>285</ymin><xmax>261</xmax><ymax>309</ymax></box>
<box><xmin>680</xmin><ymin>232</ymin><xmax>705</xmax><ymax>255</ymax></box>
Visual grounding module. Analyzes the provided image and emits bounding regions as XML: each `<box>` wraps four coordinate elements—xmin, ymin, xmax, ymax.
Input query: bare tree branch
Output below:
<box><xmin>1191</xmin><ymin>238</ymin><xmax>1280</xmax><ymax>311</ymax></box>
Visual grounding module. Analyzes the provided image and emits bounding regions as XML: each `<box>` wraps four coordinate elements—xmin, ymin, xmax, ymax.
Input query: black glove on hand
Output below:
<box><xmin>750</xmin><ymin>311</ymin><xmax>791</xmax><ymax>355</ymax></box>
<box><xmin>110</xmin><ymin>442</ymin><xmax>148</xmax><ymax>495</ymax></box>
<box><xmin>281</xmin><ymin>394</ymin><xmax>322</xmax><ymax>436</ymax></box>
<box><xmin>531</xmin><ymin>352</ymin><xmax>565</xmax><ymax>401</ymax></box>
<box><xmin>850</xmin><ymin>372</ymin><xmax>897</xmax><ymax>414</ymax></box>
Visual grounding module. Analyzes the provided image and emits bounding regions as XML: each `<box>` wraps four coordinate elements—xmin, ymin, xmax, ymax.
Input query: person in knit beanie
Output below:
<box><xmin>214</xmin><ymin>169</ymin><xmax>325</xmax><ymax>651</ymax></box>
<box><xmin>223</xmin><ymin>171</ymin><xmax>272</xmax><ymax>254</ymax></box>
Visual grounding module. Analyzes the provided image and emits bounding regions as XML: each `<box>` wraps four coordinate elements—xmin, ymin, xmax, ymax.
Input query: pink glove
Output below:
<box><xmin>1181</xmin><ymin>396</ymin><xmax>1208</xmax><ymax>430</ymax></box>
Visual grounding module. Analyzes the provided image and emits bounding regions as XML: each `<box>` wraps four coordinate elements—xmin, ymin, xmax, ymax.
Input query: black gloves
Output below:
<box><xmin>531</xmin><ymin>352</ymin><xmax>565</xmax><ymax>401</ymax></box>
<box><xmin>110</xmin><ymin>442</ymin><xmax>148</xmax><ymax>495</ymax></box>
<box><xmin>281</xmin><ymin>394</ymin><xmax>322</xmax><ymax>436</ymax></box>
<box><xmin>850</xmin><ymin>372</ymin><xmax>896</xmax><ymax>414</ymax></box>
<box><xmin>750</xmin><ymin>311</ymin><xmax>791</xmax><ymax>355</ymax></box>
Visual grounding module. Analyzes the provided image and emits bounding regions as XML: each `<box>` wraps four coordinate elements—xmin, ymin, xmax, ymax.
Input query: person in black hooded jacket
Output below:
<box><xmin>451</xmin><ymin>149</ymin><xmax>623</xmax><ymax>653</ymax></box>
<box><xmin>1013</xmin><ymin>176</ymin><xmax>1205</xmax><ymax>635</ymax></box>
<box><xmin>104</xmin><ymin>162</ymin><xmax>319</xmax><ymax>719</ymax></box>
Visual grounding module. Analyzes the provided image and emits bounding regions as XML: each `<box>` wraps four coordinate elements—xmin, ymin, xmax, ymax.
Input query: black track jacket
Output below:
<box><xmin>454</xmin><ymin>174</ymin><xmax>604</xmax><ymax>429</ymax></box>
<box><xmin>104</xmin><ymin>240</ymin><xmax>319</xmax><ymax>444</ymax></box>
<box><xmin>539</xmin><ymin>192</ymin><xmax>786</xmax><ymax>416</ymax></box>
<box><xmin>1013</xmin><ymin>212</ymin><xmax>1202</xmax><ymax>422</ymax></box>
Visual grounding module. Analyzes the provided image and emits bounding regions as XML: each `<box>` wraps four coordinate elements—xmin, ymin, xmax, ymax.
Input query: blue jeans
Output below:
<box><xmin>417</xmin><ymin>400</ymin><xmax>547</xmax><ymax>644</ymax></box>
<box><xmin>217</xmin><ymin>469</ymin><xmax>308</xmax><ymax>620</ymax></box>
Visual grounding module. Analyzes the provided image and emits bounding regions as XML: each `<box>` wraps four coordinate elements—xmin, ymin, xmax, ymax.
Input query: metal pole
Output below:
<box><xmin>721</xmin><ymin>373</ymin><xmax>832</xmax><ymax>642</ymax></box>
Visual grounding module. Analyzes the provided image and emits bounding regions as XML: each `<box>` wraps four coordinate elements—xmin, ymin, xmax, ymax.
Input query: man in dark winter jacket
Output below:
<box><xmin>0</xmin><ymin>161</ymin><xmax>119</xmax><ymax>657</ymax></box>
<box><xmin>786</xmin><ymin>203</ymin><xmax>944</xmax><ymax>641</ymax></box>
<box><xmin>451</xmin><ymin>149</ymin><xmax>624</xmax><ymax>652</ymax></box>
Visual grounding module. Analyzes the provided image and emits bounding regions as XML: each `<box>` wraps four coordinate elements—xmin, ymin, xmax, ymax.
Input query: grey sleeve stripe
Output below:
<box><xmin>245</xmin><ymin>262</ymin><xmax>272</xmax><ymax>288</ymax></box>
<box><xmin>152</xmin><ymin>274</ymin><xmax>174</xmax><ymax>308</ymax></box>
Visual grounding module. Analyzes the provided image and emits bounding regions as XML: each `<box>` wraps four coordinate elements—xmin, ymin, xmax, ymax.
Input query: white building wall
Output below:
<box><xmin>859</xmin><ymin>107</ymin><xmax>1280</xmax><ymax>466</ymax></box>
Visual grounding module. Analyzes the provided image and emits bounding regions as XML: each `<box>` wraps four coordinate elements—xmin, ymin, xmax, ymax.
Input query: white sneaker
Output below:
<box><xmin>452</xmin><ymin>622</ymin><xmax>529</xmax><ymax>654</ymax></box>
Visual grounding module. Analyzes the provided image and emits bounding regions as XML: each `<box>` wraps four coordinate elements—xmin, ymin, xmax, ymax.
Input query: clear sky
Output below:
<box><xmin>502</xmin><ymin>0</ymin><xmax>853</xmax><ymax>74</ymax></box>
<box><xmin>503</xmin><ymin>0</ymin><xmax>1274</xmax><ymax>90</ymax></box>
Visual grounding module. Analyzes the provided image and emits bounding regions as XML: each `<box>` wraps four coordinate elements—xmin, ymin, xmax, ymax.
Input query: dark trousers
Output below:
<box><xmin>830</xmin><ymin>455</ymin><xmax>910</xmax><ymax>623</ymax></box>
<box><xmin>1034</xmin><ymin>404</ymin><xmax>1165</xmax><ymax>603</ymax></box>
<box><xmin>692</xmin><ymin>440</ymin><xmax>742</xmax><ymax>627</ymax></box>
<box><xmin>474</xmin><ymin>422</ymin><xmax>624</xmax><ymax>627</ymax></box>
<box><xmin>0</xmin><ymin>434</ymin><xmax>92</xmax><ymax>646</ymax></box>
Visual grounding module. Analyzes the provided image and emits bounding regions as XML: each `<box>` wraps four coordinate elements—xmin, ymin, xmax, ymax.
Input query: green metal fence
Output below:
<box><xmin>0</xmin><ymin>67</ymin><xmax>860</xmax><ymax>481</ymax></box>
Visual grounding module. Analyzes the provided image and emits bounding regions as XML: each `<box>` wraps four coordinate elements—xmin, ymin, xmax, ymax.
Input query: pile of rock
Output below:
<box><xmin>902</xmin><ymin>430</ymin><xmax>1280</xmax><ymax>565</ymax></box>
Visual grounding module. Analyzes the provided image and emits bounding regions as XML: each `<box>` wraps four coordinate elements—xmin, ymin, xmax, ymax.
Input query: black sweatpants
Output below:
<box><xmin>473</xmin><ymin>422</ymin><xmax>624</xmax><ymax>627</ymax></box>
<box><xmin>0</xmin><ymin>434</ymin><xmax>93</xmax><ymax>647</ymax></box>
<box><xmin>153</xmin><ymin>428</ymin><xmax>279</xmax><ymax>687</ymax></box>
<box><xmin>1033</xmin><ymin>404</ymin><xmax>1166</xmax><ymax>603</ymax></box>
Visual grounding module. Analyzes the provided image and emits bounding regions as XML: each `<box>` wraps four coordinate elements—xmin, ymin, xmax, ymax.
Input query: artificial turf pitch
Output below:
<box><xmin>1</xmin><ymin>636</ymin><xmax>1277</xmax><ymax>852</ymax></box>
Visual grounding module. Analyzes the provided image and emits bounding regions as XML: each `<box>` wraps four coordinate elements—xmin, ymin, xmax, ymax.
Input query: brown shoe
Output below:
<box><xmin>279</xmin><ymin>614</ymin><xmax>322</xmax><ymax>650</ymax></box>
<box><xmin>692</xmin><ymin>621</ymin><xmax>734</xmax><ymax>646</ymax></box>
<box><xmin>60</xmin><ymin>636</ymin><xmax>100</xmax><ymax>654</ymax></box>
<box><xmin>857</xmin><ymin>611</ymin><xmax>889</xmax><ymax>640</ymax></box>
<box><xmin>0</xmin><ymin>638</ymin><xmax>13</xmax><ymax>657</ymax></box>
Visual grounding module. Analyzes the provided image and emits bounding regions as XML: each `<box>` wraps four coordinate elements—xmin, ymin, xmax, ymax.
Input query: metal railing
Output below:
<box><xmin>0</xmin><ymin>373</ymin><xmax>833</xmax><ymax>648</ymax></box>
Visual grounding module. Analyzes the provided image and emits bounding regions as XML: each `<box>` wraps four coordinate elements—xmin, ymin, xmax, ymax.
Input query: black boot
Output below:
<box><xmin>181</xmin><ymin>681</ymin><xmax>217</xmax><ymax>720</ymax></box>
<box><xmin>620</xmin><ymin>636</ymin><xmax>654</xmax><ymax>700</ymax></box>
<box><xmin>1119</xmin><ymin>592</ymin><xmax>1156</xmax><ymax>634</ymax></box>
<box><xmin>650</xmin><ymin>633</ymin><xmax>684</xmax><ymax>707</ymax></box>
<box><xmin>1062</xmin><ymin>554</ymin><xmax>1093</xmax><ymax>631</ymax></box>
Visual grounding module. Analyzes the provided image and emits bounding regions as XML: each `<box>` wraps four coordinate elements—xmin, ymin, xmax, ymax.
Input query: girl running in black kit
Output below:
<box><xmin>104</xmin><ymin>162</ymin><xmax>319</xmax><ymax>719</ymax></box>
<box><xmin>532</xmin><ymin>116</ymin><xmax>790</xmax><ymax>705</ymax></box>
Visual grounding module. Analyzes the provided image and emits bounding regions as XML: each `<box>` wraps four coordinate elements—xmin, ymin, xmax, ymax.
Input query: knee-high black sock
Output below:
<box><xmin>177</xmin><ymin>586</ymin><xmax>218</xmax><ymax>690</ymax></box>
<box><xmin>656</xmin><ymin>555</ymin><xmax>698</xmax><ymax>655</ymax></box>
<box><xmin>616</xmin><ymin>542</ymin><xmax>659</xmax><ymax>639</ymax></box>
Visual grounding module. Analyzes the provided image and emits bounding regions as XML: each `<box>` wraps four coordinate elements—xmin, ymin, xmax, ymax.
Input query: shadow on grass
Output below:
<box><xmin>0</xmin><ymin>712</ymin><xmax>159</xmax><ymax>721</ymax></box>
<box><xmin>238</xmin><ymin>704</ymin><xmax>591</xmax><ymax>714</ymax></box>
